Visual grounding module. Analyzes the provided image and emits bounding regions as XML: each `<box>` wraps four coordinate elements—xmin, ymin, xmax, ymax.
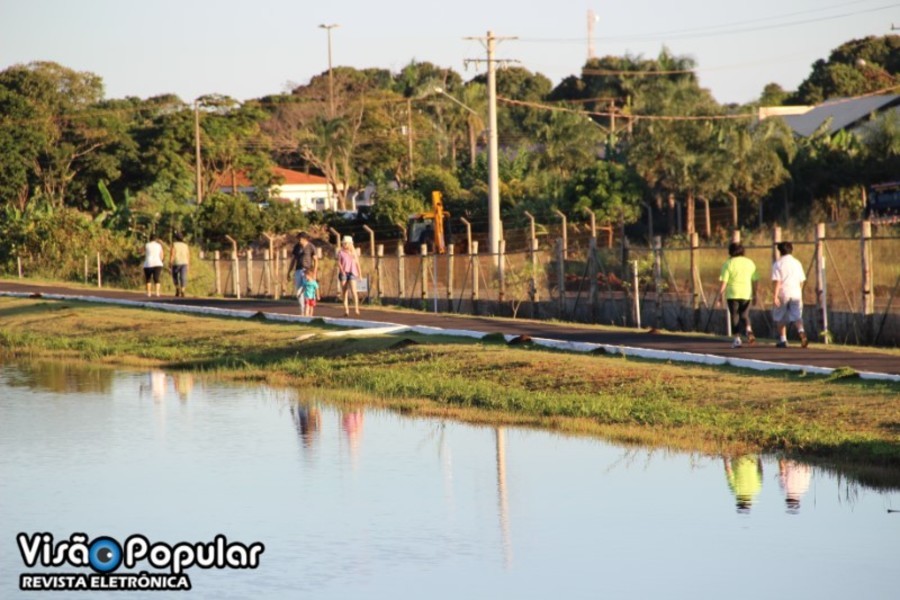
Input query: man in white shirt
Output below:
<box><xmin>771</xmin><ymin>241</ymin><xmax>808</xmax><ymax>348</ymax></box>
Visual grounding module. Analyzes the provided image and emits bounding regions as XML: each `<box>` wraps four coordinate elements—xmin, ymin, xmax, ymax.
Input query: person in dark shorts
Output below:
<box><xmin>717</xmin><ymin>242</ymin><xmax>758</xmax><ymax>348</ymax></box>
<box><xmin>169</xmin><ymin>232</ymin><xmax>190</xmax><ymax>297</ymax></box>
<box><xmin>286</xmin><ymin>232</ymin><xmax>318</xmax><ymax>309</ymax></box>
<box><xmin>143</xmin><ymin>237</ymin><xmax>165</xmax><ymax>297</ymax></box>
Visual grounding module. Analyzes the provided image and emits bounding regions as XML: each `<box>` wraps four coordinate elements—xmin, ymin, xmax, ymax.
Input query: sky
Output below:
<box><xmin>1</xmin><ymin>0</ymin><xmax>898</xmax><ymax>106</ymax></box>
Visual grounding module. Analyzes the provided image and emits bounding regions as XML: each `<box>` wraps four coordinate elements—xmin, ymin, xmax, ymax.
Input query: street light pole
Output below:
<box><xmin>319</xmin><ymin>23</ymin><xmax>339</xmax><ymax>117</ymax></box>
<box><xmin>486</xmin><ymin>31</ymin><xmax>501</xmax><ymax>267</ymax></box>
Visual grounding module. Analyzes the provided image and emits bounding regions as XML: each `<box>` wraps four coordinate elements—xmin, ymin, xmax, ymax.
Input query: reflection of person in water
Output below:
<box><xmin>290</xmin><ymin>404</ymin><xmax>321</xmax><ymax>449</ymax></box>
<box><xmin>779</xmin><ymin>458</ymin><xmax>812</xmax><ymax>514</ymax></box>
<box><xmin>173</xmin><ymin>373</ymin><xmax>194</xmax><ymax>402</ymax></box>
<box><xmin>150</xmin><ymin>370</ymin><xmax>167</xmax><ymax>402</ymax></box>
<box><xmin>724</xmin><ymin>455</ymin><xmax>763</xmax><ymax>513</ymax></box>
<box><xmin>342</xmin><ymin>410</ymin><xmax>364</xmax><ymax>462</ymax></box>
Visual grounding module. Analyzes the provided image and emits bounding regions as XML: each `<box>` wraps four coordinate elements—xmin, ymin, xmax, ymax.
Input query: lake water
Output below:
<box><xmin>1</xmin><ymin>360</ymin><xmax>898</xmax><ymax>599</ymax></box>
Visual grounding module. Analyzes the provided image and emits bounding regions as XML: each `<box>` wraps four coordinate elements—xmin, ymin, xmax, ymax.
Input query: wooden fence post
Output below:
<box><xmin>420</xmin><ymin>244</ymin><xmax>428</xmax><ymax>305</ymax></box>
<box><xmin>861</xmin><ymin>220</ymin><xmax>874</xmax><ymax>342</ymax></box>
<box><xmin>689</xmin><ymin>232</ymin><xmax>700</xmax><ymax>329</ymax></box>
<box><xmin>245</xmin><ymin>250</ymin><xmax>253</xmax><ymax>297</ymax></box>
<box><xmin>397</xmin><ymin>244</ymin><xmax>406</xmax><ymax>302</ymax></box>
<box><xmin>447</xmin><ymin>244</ymin><xmax>455</xmax><ymax>311</ymax></box>
<box><xmin>375</xmin><ymin>245</ymin><xmax>384</xmax><ymax>303</ymax></box>
<box><xmin>588</xmin><ymin>237</ymin><xmax>598</xmax><ymax>321</ymax></box>
<box><xmin>96</xmin><ymin>253</ymin><xmax>102</xmax><ymax>288</ymax></box>
<box><xmin>653</xmin><ymin>236</ymin><xmax>663</xmax><ymax>328</ymax></box>
<box><xmin>498</xmin><ymin>239</ymin><xmax>506</xmax><ymax>304</ymax></box>
<box><xmin>556</xmin><ymin>238</ymin><xmax>565</xmax><ymax>318</ymax></box>
<box><xmin>554</xmin><ymin>209</ymin><xmax>568</xmax><ymax>259</ymax></box>
<box><xmin>772</xmin><ymin>226</ymin><xmax>782</xmax><ymax>266</ymax></box>
<box><xmin>815</xmin><ymin>223</ymin><xmax>829</xmax><ymax>343</ymax></box>
<box><xmin>214</xmin><ymin>251</ymin><xmax>222</xmax><ymax>296</ymax></box>
<box><xmin>470</xmin><ymin>241</ymin><xmax>479</xmax><ymax>312</ymax></box>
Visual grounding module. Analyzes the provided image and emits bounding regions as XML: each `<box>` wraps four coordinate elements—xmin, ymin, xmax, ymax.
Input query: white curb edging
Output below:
<box><xmin>3</xmin><ymin>291</ymin><xmax>898</xmax><ymax>383</ymax></box>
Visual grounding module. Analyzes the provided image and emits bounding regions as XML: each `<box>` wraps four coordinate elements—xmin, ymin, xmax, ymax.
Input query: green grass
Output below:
<box><xmin>1</xmin><ymin>296</ymin><xmax>899</xmax><ymax>466</ymax></box>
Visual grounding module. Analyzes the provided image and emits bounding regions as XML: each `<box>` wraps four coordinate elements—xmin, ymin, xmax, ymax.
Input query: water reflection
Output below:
<box><xmin>291</xmin><ymin>403</ymin><xmax>322</xmax><ymax>449</ymax></box>
<box><xmin>1</xmin><ymin>359</ymin><xmax>114</xmax><ymax>394</ymax></box>
<box><xmin>341</xmin><ymin>409</ymin><xmax>364</xmax><ymax>466</ymax></box>
<box><xmin>724</xmin><ymin>455</ymin><xmax>763</xmax><ymax>513</ymax></box>
<box><xmin>173</xmin><ymin>372</ymin><xmax>194</xmax><ymax>402</ymax></box>
<box><xmin>779</xmin><ymin>459</ymin><xmax>812</xmax><ymax>514</ymax></box>
<box><xmin>495</xmin><ymin>428</ymin><xmax>512</xmax><ymax>568</ymax></box>
<box><xmin>3</xmin><ymin>360</ymin><xmax>900</xmax><ymax>599</ymax></box>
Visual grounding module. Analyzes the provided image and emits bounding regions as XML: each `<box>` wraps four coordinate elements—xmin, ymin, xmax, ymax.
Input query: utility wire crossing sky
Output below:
<box><xmin>1</xmin><ymin>0</ymin><xmax>897</xmax><ymax>105</ymax></box>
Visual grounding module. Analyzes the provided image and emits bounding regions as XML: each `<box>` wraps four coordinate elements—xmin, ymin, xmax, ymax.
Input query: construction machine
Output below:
<box><xmin>406</xmin><ymin>191</ymin><xmax>451</xmax><ymax>254</ymax></box>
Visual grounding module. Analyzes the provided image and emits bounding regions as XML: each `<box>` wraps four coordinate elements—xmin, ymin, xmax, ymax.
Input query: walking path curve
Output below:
<box><xmin>2</xmin><ymin>280</ymin><xmax>898</xmax><ymax>382</ymax></box>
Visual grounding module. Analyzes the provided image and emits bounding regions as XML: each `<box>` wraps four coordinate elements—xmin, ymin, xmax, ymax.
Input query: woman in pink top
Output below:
<box><xmin>337</xmin><ymin>236</ymin><xmax>361</xmax><ymax>316</ymax></box>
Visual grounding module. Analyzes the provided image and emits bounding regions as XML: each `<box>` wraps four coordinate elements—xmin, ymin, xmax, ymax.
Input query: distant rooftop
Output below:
<box><xmin>765</xmin><ymin>94</ymin><xmax>900</xmax><ymax>137</ymax></box>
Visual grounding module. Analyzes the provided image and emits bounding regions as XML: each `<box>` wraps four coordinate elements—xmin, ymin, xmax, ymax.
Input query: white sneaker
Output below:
<box><xmin>732</xmin><ymin>338</ymin><xmax>742</xmax><ymax>348</ymax></box>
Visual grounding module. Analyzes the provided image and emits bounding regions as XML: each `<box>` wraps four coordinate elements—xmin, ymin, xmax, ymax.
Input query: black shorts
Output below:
<box><xmin>144</xmin><ymin>266</ymin><xmax>163</xmax><ymax>284</ymax></box>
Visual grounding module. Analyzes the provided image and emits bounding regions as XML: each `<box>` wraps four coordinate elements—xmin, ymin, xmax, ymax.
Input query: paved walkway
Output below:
<box><xmin>2</xmin><ymin>280</ymin><xmax>898</xmax><ymax>378</ymax></box>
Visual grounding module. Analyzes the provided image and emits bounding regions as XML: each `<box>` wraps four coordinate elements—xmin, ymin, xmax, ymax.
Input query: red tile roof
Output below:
<box><xmin>216</xmin><ymin>166</ymin><xmax>328</xmax><ymax>188</ymax></box>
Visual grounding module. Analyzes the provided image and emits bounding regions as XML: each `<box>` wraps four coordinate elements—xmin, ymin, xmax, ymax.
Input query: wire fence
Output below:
<box><xmin>8</xmin><ymin>221</ymin><xmax>900</xmax><ymax>346</ymax></box>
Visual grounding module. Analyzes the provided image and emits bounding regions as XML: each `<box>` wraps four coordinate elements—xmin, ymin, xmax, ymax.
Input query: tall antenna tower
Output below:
<box><xmin>587</xmin><ymin>9</ymin><xmax>599</xmax><ymax>59</ymax></box>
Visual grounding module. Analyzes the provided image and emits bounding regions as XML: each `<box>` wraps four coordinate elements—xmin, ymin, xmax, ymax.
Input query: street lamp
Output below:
<box><xmin>433</xmin><ymin>86</ymin><xmax>501</xmax><ymax>266</ymax></box>
<box><xmin>318</xmin><ymin>24</ymin><xmax>339</xmax><ymax>117</ymax></box>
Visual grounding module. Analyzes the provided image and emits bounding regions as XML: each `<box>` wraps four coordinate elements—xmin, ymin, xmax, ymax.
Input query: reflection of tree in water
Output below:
<box><xmin>4</xmin><ymin>360</ymin><xmax>114</xmax><ymax>394</ymax></box>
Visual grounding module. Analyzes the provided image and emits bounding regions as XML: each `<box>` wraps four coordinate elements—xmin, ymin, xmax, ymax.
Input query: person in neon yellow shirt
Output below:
<box><xmin>717</xmin><ymin>243</ymin><xmax>759</xmax><ymax>348</ymax></box>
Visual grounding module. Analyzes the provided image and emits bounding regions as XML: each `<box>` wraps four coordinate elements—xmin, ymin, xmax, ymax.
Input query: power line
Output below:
<box><xmin>519</xmin><ymin>1</ymin><xmax>900</xmax><ymax>44</ymax></box>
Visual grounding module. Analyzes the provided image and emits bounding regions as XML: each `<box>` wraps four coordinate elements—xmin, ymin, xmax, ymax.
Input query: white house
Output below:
<box><xmin>216</xmin><ymin>166</ymin><xmax>338</xmax><ymax>212</ymax></box>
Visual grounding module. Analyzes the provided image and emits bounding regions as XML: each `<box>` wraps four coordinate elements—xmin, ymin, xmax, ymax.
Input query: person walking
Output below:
<box><xmin>772</xmin><ymin>241</ymin><xmax>808</xmax><ymax>348</ymax></box>
<box><xmin>169</xmin><ymin>232</ymin><xmax>190</xmax><ymax>297</ymax></box>
<box><xmin>143</xmin><ymin>237</ymin><xmax>165</xmax><ymax>297</ymax></box>
<box><xmin>337</xmin><ymin>235</ymin><xmax>361</xmax><ymax>317</ymax></box>
<box><xmin>717</xmin><ymin>242</ymin><xmax>759</xmax><ymax>348</ymax></box>
<box><xmin>286</xmin><ymin>232</ymin><xmax>318</xmax><ymax>311</ymax></box>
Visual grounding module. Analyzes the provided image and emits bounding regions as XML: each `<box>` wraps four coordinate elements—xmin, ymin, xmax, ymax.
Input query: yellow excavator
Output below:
<box><xmin>406</xmin><ymin>190</ymin><xmax>450</xmax><ymax>254</ymax></box>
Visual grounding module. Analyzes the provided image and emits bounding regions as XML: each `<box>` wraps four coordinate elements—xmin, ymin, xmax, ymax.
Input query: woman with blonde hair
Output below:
<box><xmin>337</xmin><ymin>235</ymin><xmax>361</xmax><ymax>317</ymax></box>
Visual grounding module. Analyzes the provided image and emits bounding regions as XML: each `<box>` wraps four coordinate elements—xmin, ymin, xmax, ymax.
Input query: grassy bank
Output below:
<box><xmin>2</xmin><ymin>296</ymin><xmax>899</xmax><ymax>465</ymax></box>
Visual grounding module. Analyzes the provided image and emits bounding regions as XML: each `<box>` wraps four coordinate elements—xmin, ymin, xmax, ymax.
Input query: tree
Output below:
<box><xmin>623</xmin><ymin>62</ymin><xmax>727</xmax><ymax>236</ymax></box>
<box><xmin>723</xmin><ymin>117</ymin><xmax>795</xmax><ymax>225</ymax></box>
<box><xmin>563</xmin><ymin>160</ymin><xmax>644</xmax><ymax>227</ymax></box>
<box><xmin>860</xmin><ymin>109</ymin><xmax>900</xmax><ymax>182</ymax></box>
<box><xmin>0</xmin><ymin>61</ymin><xmax>118</xmax><ymax>209</ymax></box>
<box><xmin>759</xmin><ymin>83</ymin><xmax>789</xmax><ymax>106</ymax></box>
<box><xmin>792</xmin><ymin>35</ymin><xmax>900</xmax><ymax>104</ymax></box>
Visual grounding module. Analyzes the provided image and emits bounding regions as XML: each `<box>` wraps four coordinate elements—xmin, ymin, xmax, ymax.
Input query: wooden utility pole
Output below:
<box><xmin>465</xmin><ymin>31</ymin><xmax>518</xmax><ymax>267</ymax></box>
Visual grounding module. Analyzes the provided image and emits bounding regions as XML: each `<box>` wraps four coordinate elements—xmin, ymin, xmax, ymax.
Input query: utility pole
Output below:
<box><xmin>194</xmin><ymin>99</ymin><xmax>203</xmax><ymax>205</ymax></box>
<box><xmin>587</xmin><ymin>10</ymin><xmax>599</xmax><ymax>60</ymax></box>
<box><xmin>407</xmin><ymin>97</ymin><xmax>414</xmax><ymax>180</ymax></box>
<box><xmin>319</xmin><ymin>24</ymin><xmax>339</xmax><ymax>117</ymax></box>
<box><xmin>465</xmin><ymin>31</ymin><xmax>517</xmax><ymax>267</ymax></box>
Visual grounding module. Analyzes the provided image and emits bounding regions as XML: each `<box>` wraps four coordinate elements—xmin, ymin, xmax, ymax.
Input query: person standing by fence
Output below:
<box><xmin>143</xmin><ymin>237</ymin><xmax>165</xmax><ymax>298</ymax></box>
<box><xmin>772</xmin><ymin>241</ymin><xmax>808</xmax><ymax>348</ymax></box>
<box><xmin>338</xmin><ymin>235</ymin><xmax>361</xmax><ymax>317</ymax></box>
<box><xmin>287</xmin><ymin>232</ymin><xmax>318</xmax><ymax>311</ymax></box>
<box><xmin>717</xmin><ymin>242</ymin><xmax>758</xmax><ymax>348</ymax></box>
<box><xmin>170</xmin><ymin>232</ymin><xmax>190</xmax><ymax>297</ymax></box>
